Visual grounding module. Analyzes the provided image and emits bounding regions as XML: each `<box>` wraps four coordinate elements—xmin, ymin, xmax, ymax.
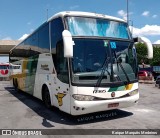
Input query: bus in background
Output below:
<box><xmin>0</xmin><ymin>63</ymin><xmax>9</xmax><ymax>81</ymax></box>
<box><xmin>9</xmin><ymin>63</ymin><xmax>21</xmax><ymax>75</ymax></box>
<box><xmin>9</xmin><ymin>11</ymin><xmax>153</xmax><ymax>115</ymax></box>
<box><xmin>9</xmin><ymin>63</ymin><xmax>22</xmax><ymax>87</ymax></box>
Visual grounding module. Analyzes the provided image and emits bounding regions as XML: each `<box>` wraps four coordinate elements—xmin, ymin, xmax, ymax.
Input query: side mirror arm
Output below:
<box><xmin>134</xmin><ymin>37</ymin><xmax>153</xmax><ymax>59</ymax></box>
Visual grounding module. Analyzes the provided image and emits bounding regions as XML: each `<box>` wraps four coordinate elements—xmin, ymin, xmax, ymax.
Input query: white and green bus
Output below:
<box><xmin>9</xmin><ymin>11</ymin><xmax>153</xmax><ymax>115</ymax></box>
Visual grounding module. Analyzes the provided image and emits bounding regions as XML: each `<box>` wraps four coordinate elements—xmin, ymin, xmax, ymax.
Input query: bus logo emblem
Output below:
<box><xmin>111</xmin><ymin>92</ymin><xmax>115</xmax><ymax>97</ymax></box>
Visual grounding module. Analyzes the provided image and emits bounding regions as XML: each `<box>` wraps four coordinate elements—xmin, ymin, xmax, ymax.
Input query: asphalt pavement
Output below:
<box><xmin>0</xmin><ymin>81</ymin><xmax>160</xmax><ymax>138</ymax></box>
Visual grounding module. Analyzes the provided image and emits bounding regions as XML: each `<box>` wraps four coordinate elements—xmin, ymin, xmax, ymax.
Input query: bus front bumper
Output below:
<box><xmin>70</xmin><ymin>93</ymin><xmax>139</xmax><ymax>115</ymax></box>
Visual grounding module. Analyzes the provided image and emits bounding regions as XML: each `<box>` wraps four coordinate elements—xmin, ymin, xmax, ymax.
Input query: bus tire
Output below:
<box><xmin>14</xmin><ymin>79</ymin><xmax>20</xmax><ymax>93</ymax></box>
<box><xmin>13</xmin><ymin>79</ymin><xmax>15</xmax><ymax>87</ymax></box>
<box><xmin>42</xmin><ymin>86</ymin><xmax>52</xmax><ymax>109</ymax></box>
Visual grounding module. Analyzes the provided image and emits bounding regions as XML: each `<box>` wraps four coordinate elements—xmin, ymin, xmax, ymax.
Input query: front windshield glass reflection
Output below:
<box><xmin>66</xmin><ymin>17</ymin><xmax>131</xmax><ymax>39</ymax></box>
<box><xmin>71</xmin><ymin>39</ymin><xmax>137</xmax><ymax>84</ymax></box>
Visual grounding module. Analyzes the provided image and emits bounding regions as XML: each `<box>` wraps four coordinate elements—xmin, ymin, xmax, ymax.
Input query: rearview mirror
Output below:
<box><xmin>62</xmin><ymin>30</ymin><xmax>74</xmax><ymax>58</ymax></box>
<box><xmin>134</xmin><ymin>36</ymin><xmax>153</xmax><ymax>59</ymax></box>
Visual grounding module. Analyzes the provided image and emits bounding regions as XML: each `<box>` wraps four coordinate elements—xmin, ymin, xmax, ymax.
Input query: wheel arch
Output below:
<box><xmin>41</xmin><ymin>83</ymin><xmax>53</xmax><ymax>105</ymax></box>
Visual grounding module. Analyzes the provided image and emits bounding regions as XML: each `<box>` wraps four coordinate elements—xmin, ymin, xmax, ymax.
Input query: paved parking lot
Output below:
<box><xmin>0</xmin><ymin>81</ymin><xmax>160</xmax><ymax>138</ymax></box>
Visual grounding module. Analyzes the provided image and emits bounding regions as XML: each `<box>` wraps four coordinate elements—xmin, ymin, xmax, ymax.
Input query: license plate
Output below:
<box><xmin>108</xmin><ymin>103</ymin><xmax>119</xmax><ymax>108</ymax></box>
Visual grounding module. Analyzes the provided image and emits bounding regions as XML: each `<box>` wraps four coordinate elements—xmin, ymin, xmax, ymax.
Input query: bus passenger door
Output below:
<box><xmin>26</xmin><ymin>56</ymin><xmax>38</xmax><ymax>95</ymax></box>
<box><xmin>54</xmin><ymin>41</ymin><xmax>71</xmax><ymax>114</ymax></box>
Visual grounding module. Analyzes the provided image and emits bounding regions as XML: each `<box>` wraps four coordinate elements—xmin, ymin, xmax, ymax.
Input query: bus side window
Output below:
<box><xmin>51</xmin><ymin>17</ymin><xmax>69</xmax><ymax>83</ymax></box>
<box><xmin>56</xmin><ymin>41</ymin><xmax>69</xmax><ymax>84</ymax></box>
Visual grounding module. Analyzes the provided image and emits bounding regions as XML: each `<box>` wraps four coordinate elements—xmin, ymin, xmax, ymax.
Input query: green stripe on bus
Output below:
<box><xmin>108</xmin><ymin>85</ymin><xmax>125</xmax><ymax>92</ymax></box>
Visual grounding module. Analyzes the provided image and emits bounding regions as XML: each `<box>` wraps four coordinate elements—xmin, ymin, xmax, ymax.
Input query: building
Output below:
<box><xmin>0</xmin><ymin>40</ymin><xmax>20</xmax><ymax>55</ymax></box>
<box><xmin>153</xmin><ymin>44</ymin><xmax>160</xmax><ymax>47</ymax></box>
<box><xmin>0</xmin><ymin>40</ymin><xmax>20</xmax><ymax>80</ymax></box>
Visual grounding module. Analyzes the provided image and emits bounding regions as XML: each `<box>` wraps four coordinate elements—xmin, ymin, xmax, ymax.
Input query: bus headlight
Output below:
<box><xmin>128</xmin><ymin>89</ymin><xmax>138</xmax><ymax>96</ymax></box>
<box><xmin>72</xmin><ymin>94</ymin><xmax>95</xmax><ymax>101</ymax></box>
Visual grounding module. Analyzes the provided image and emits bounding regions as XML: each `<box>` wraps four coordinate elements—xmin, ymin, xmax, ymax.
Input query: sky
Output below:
<box><xmin>0</xmin><ymin>0</ymin><xmax>160</xmax><ymax>63</ymax></box>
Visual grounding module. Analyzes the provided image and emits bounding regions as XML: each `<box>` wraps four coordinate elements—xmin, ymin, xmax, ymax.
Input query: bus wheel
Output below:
<box><xmin>14</xmin><ymin>79</ymin><xmax>18</xmax><ymax>90</ymax></box>
<box><xmin>13</xmin><ymin>79</ymin><xmax>15</xmax><ymax>87</ymax></box>
<box><xmin>43</xmin><ymin>87</ymin><xmax>52</xmax><ymax>109</ymax></box>
<box><xmin>14</xmin><ymin>79</ymin><xmax>20</xmax><ymax>93</ymax></box>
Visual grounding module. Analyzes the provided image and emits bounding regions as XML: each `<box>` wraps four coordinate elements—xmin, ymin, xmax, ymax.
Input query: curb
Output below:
<box><xmin>138</xmin><ymin>80</ymin><xmax>155</xmax><ymax>84</ymax></box>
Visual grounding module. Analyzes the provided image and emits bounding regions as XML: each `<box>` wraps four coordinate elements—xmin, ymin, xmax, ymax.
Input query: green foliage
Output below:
<box><xmin>149</xmin><ymin>46</ymin><xmax>160</xmax><ymax>66</ymax></box>
<box><xmin>135</xmin><ymin>42</ymin><xmax>160</xmax><ymax>66</ymax></box>
<box><xmin>135</xmin><ymin>42</ymin><xmax>148</xmax><ymax>64</ymax></box>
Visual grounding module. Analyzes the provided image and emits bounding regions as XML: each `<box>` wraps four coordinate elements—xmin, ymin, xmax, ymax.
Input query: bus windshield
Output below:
<box><xmin>66</xmin><ymin>16</ymin><xmax>131</xmax><ymax>39</ymax></box>
<box><xmin>71</xmin><ymin>39</ymin><xmax>137</xmax><ymax>85</ymax></box>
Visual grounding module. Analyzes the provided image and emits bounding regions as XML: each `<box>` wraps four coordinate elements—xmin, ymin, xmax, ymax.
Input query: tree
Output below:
<box><xmin>135</xmin><ymin>42</ymin><xmax>160</xmax><ymax>66</ymax></box>
<box><xmin>135</xmin><ymin>42</ymin><xmax>148</xmax><ymax>65</ymax></box>
<box><xmin>149</xmin><ymin>46</ymin><xmax>160</xmax><ymax>66</ymax></box>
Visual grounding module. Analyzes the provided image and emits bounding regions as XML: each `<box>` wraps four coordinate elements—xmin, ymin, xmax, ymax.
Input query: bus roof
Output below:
<box><xmin>10</xmin><ymin>11</ymin><xmax>126</xmax><ymax>51</ymax></box>
<box><xmin>48</xmin><ymin>11</ymin><xmax>126</xmax><ymax>23</ymax></box>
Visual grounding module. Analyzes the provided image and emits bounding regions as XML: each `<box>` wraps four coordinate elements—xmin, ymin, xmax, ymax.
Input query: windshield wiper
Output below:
<box><xmin>96</xmin><ymin>40</ymin><xmax>115</xmax><ymax>87</ymax></box>
<box><xmin>96</xmin><ymin>56</ymin><xmax>110</xmax><ymax>87</ymax></box>
<box><xmin>118</xmin><ymin>61</ymin><xmax>130</xmax><ymax>83</ymax></box>
<box><xmin>114</xmin><ymin>50</ymin><xmax>130</xmax><ymax>83</ymax></box>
